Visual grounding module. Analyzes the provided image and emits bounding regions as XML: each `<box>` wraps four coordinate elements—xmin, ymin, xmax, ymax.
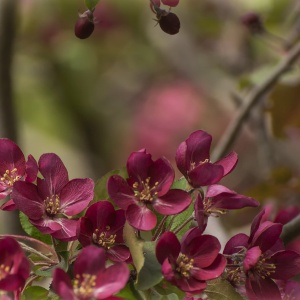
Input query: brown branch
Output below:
<box><xmin>0</xmin><ymin>0</ymin><xmax>18</xmax><ymax>140</ymax></box>
<box><xmin>212</xmin><ymin>40</ymin><xmax>300</xmax><ymax>161</ymax></box>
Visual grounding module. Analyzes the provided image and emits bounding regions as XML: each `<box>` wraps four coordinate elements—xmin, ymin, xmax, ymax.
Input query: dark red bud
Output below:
<box><xmin>240</xmin><ymin>12</ymin><xmax>264</xmax><ymax>34</ymax></box>
<box><xmin>74</xmin><ymin>16</ymin><xmax>95</xmax><ymax>39</ymax></box>
<box><xmin>159</xmin><ymin>12</ymin><xmax>180</xmax><ymax>35</ymax></box>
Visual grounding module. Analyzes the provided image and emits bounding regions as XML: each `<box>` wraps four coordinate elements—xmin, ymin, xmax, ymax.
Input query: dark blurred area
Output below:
<box><xmin>1</xmin><ymin>0</ymin><xmax>300</xmax><ymax>237</ymax></box>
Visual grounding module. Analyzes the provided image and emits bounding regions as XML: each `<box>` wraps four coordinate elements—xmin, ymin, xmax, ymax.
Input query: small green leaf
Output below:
<box><xmin>205</xmin><ymin>278</ymin><xmax>244</xmax><ymax>300</ymax></box>
<box><xmin>19</xmin><ymin>212</ymin><xmax>52</xmax><ymax>245</ymax></box>
<box><xmin>34</xmin><ymin>252</ymin><xmax>69</xmax><ymax>277</ymax></box>
<box><xmin>93</xmin><ymin>168</ymin><xmax>127</xmax><ymax>203</ymax></box>
<box><xmin>84</xmin><ymin>0</ymin><xmax>100</xmax><ymax>11</ymax></box>
<box><xmin>155</xmin><ymin>280</ymin><xmax>185</xmax><ymax>298</ymax></box>
<box><xmin>22</xmin><ymin>286</ymin><xmax>49</xmax><ymax>300</ymax></box>
<box><xmin>171</xmin><ymin>177</ymin><xmax>190</xmax><ymax>190</ymax></box>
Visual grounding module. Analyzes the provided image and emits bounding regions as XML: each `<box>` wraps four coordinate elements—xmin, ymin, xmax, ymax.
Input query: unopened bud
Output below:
<box><xmin>159</xmin><ymin>12</ymin><xmax>180</xmax><ymax>35</ymax></box>
<box><xmin>240</xmin><ymin>12</ymin><xmax>264</xmax><ymax>34</ymax></box>
<box><xmin>74</xmin><ymin>10</ymin><xmax>95</xmax><ymax>39</ymax></box>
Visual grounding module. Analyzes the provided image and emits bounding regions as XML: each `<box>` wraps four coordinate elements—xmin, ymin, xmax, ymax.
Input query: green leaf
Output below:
<box><xmin>135</xmin><ymin>241</ymin><xmax>163</xmax><ymax>290</ymax></box>
<box><xmin>116</xmin><ymin>281</ymin><xmax>145</xmax><ymax>300</ymax></box>
<box><xmin>205</xmin><ymin>278</ymin><xmax>244</xmax><ymax>300</ymax></box>
<box><xmin>93</xmin><ymin>168</ymin><xmax>127</xmax><ymax>203</ymax></box>
<box><xmin>19</xmin><ymin>212</ymin><xmax>52</xmax><ymax>245</ymax></box>
<box><xmin>171</xmin><ymin>177</ymin><xmax>190</xmax><ymax>191</ymax></box>
<box><xmin>84</xmin><ymin>0</ymin><xmax>100</xmax><ymax>11</ymax></box>
<box><xmin>155</xmin><ymin>280</ymin><xmax>185</xmax><ymax>298</ymax></box>
<box><xmin>34</xmin><ymin>251</ymin><xmax>69</xmax><ymax>277</ymax></box>
<box><xmin>165</xmin><ymin>201</ymin><xmax>194</xmax><ymax>240</ymax></box>
<box><xmin>22</xmin><ymin>286</ymin><xmax>49</xmax><ymax>300</ymax></box>
<box><xmin>123</xmin><ymin>222</ymin><xmax>163</xmax><ymax>290</ymax></box>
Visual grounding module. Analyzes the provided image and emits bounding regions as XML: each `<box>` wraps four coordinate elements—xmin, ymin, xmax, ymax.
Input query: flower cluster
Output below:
<box><xmin>1</xmin><ymin>130</ymin><xmax>300</xmax><ymax>299</ymax></box>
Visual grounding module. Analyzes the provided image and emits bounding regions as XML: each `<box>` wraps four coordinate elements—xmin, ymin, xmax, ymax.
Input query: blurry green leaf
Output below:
<box><xmin>116</xmin><ymin>282</ymin><xmax>145</xmax><ymax>300</ymax></box>
<box><xmin>22</xmin><ymin>286</ymin><xmax>49</xmax><ymax>300</ymax></box>
<box><xmin>84</xmin><ymin>0</ymin><xmax>100</xmax><ymax>10</ymax></box>
<box><xmin>93</xmin><ymin>168</ymin><xmax>127</xmax><ymax>203</ymax></box>
<box><xmin>155</xmin><ymin>280</ymin><xmax>185</xmax><ymax>298</ymax></box>
<box><xmin>205</xmin><ymin>278</ymin><xmax>244</xmax><ymax>300</ymax></box>
<box><xmin>19</xmin><ymin>212</ymin><xmax>52</xmax><ymax>245</ymax></box>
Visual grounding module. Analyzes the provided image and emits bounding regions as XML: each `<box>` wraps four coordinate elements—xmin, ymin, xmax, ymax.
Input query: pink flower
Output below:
<box><xmin>156</xmin><ymin>228</ymin><xmax>226</xmax><ymax>294</ymax></box>
<box><xmin>52</xmin><ymin>245</ymin><xmax>129</xmax><ymax>300</ymax></box>
<box><xmin>0</xmin><ymin>237</ymin><xmax>30</xmax><ymax>293</ymax></box>
<box><xmin>195</xmin><ymin>185</ymin><xmax>259</xmax><ymax>232</ymax></box>
<box><xmin>175</xmin><ymin>130</ymin><xmax>238</xmax><ymax>188</ymax></box>
<box><xmin>107</xmin><ymin>149</ymin><xmax>192</xmax><ymax>231</ymax></box>
<box><xmin>77</xmin><ymin>201</ymin><xmax>130</xmax><ymax>262</ymax></box>
<box><xmin>12</xmin><ymin>153</ymin><xmax>94</xmax><ymax>241</ymax></box>
<box><xmin>0</xmin><ymin>138</ymin><xmax>38</xmax><ymax>210</ymax></box>
<box><xmin>224</xmin><ymin>210</ymin><xmax>300</xmax><ymax>300</ymax></box>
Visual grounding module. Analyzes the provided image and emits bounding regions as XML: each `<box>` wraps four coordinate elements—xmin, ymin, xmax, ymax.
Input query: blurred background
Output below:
<box><xmin>1</xmin><ymin>0</ymin><xmax>300</xmax><ymax>246</ymax></box>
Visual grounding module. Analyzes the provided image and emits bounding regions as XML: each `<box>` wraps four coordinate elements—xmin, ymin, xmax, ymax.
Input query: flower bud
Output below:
<box><xmin>74</xmin><ymin>10</ymin><xmax>95</xmax><ymax>39</ymax></box>
<box><xmin>240</xmin><ymin>12</ymin><xmax>264</xmax><ymax>34</ymax></box>
<box><xmin>159</xmin><ymin>12</ymin><xmax>180</xmax><ymax>35</ymax></box>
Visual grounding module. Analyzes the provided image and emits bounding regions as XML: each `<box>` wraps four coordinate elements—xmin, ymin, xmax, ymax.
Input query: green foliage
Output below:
<box><xmin>84</xmin><ymin>0</ymin><xmax>100</xmax><ymax>11</ymax></box>
<box><xmin>22</xmin><ymin>286</ymin><xmax>49</xmax><ymax>300</ymax></box>
<box><xmin>205</xmin><ymin>278</ymin><xmax>245</xmax><ymax>300</ymax></box>
<box><xmin>124</xmin><ymin>222</ymin><xmax>163</xmax><ymax>291</ymax></box>
<box><xmin>34</xmin><ymin>251</ymin><xmax>69</xmax><ymax>277</ymax></box>
<box><xmin>19</xmin><ymin>211</ymin><xmax>52</xmax><ymax>245</ymax></box>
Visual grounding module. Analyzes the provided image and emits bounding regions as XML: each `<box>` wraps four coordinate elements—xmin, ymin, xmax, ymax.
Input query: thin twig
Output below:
<box><xmin>212</xmin><ymin>40</ymin><xmax>300</xmax><ymax>161</ymax></box>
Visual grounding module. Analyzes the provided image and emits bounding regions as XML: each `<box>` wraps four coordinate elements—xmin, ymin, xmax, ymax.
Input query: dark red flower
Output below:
<box><xmin>74</xmin><ymin>10</ymin><xmax>95</xmax><ymax>39</ymax></box>
<box><xmin>107</xmin><ymin>149</ymin><xmax>192</xmax><ymax>231</ymax></box>
<box><xmin>176</xmin><ymin>130</ymin><xmax>238</xmax><ymax>188</ymax></box>
<box><xmin>195</xmin><ymin>185</ymin><xmax>259</xmax><ymax>232</ymax></box>
<box><xmin>0</xmin><ymin>237</ymin><xmax>30</xmax><ymax>292</ymax></box>
<box><xmin>77</xmin><ymin>201</ymin><xmax>130</xmax><ymax>262</ymax></box>
<box><xmin>12</xmin><ymin>153</ymin><xmax>94</xmax><ymax>241</ymax></box>
<box><xmin>0</xmin><ymin>138</ymin><xmax>38</xmax><ymax>211</ymax></box>
<box><xmin>224</xmin><ymin>210</ymin><xmax>300</xmax><ymax>300</ymax></box>
<box><xmin>156</xmin><ymin>228</ymin><xmax>226</xmax><ymax>293</ymax></box>
<box><xmin>52</xmin><ymin>245</ymin><xmax>129</xmax><ymax>300</ymax></box>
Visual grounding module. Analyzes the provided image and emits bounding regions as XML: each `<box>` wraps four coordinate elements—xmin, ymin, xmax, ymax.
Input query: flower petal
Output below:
<box><xmin>245</xmin><ymin>275</ymin><xmax>281</xmax><ymax>300</ymax></box>
<box><xmin>270</xmin><ymin>250</ymin><xmax>300</xmax><ymax>279</ymax></box>
<box><xmin>188</xmin><ymin>163</ymin><xmax>224</xmax><ymax>187</ymax></box>
<box><xmin>156</xmin><ymin>231</ymin><xmax>181</xmax><ymax>264</ymax></box>
<box><xmin>243</xmin><ymin>246</ymin><xmax>261</xmax><ymax>272</ymax></box>
<box><xmin>94</xmin><ymin>262</ymin><xmax>129</xmax><ymax>298</ymax></box>
<box><xmin>126</xmin><ymin>204</ymin><xmax>157</xmax><ymax>231</ymax></box>
<box><xmin>60</xmin><ymin>178</ymin><xmax>94</xmax><ymax>215</ymax></box>
<box><xmin>25</xmin><ymin>155</ymin><xmax>38</xmax><ymax>183</ymax></box>
<box><xmin>52</xmin><ymin>268</ymin><xmax>75</xmax><ymax>300</ymax></box>
<box><xmin>38</xmin><ymin>153</ymin><xmax>69</xmax><ymax>195</ymax></box>
<box><xmin>214</xmin><ymin>151</ymin><xmax>238</xmax><ymax>177</ymax></box>
<box><xmin>12</xmin><ymin>181</ymin><xmax>44</xmax><ymax>220</ymax></box>
<box><xmin>74</xmin><ymin>246</ymin><xmax>106</xmax><ymax>275</ymax></box>
<box><xmin>107</xmin><ymin>175</ymin><xmax>136</xmax><ymax>210</ymax></box>
<box><xmin>223</xmin><ymin>233</ymin><xmax>249</xmax><ymax>255</ymax></box>
<box><xmin>148</xmin><ymin>157</ymin><xmax>174</xmax><ymax>195</ymax></box>
<box><xmin>191</xmin><ymin>254</ymin><xmax>226</xmax><ymax>280</ymax></box>
<box><xmin>126</xmin><ymin>150</ymin><xmax>152</xmax><ymax>181</ymax></box>
<box><xmin>153</xmin><ymin>189</ymin><xmax>192</xmax><ymax>215</ymax></box>
<box><xmin>107</xmin><ymin>245</ymin><xmax>131</xmax><ymax>262</ymax></box>
<box><xmin>0</xmin><ymin>139</ymin><xmax>25</xmax><ymax>178</ymax></box>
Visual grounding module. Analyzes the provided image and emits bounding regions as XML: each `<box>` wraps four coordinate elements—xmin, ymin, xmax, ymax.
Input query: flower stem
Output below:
<box><xmin>173</xmin><ymin>215</ymin><xmax>194</xmax><ymax>235</ymax></box>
